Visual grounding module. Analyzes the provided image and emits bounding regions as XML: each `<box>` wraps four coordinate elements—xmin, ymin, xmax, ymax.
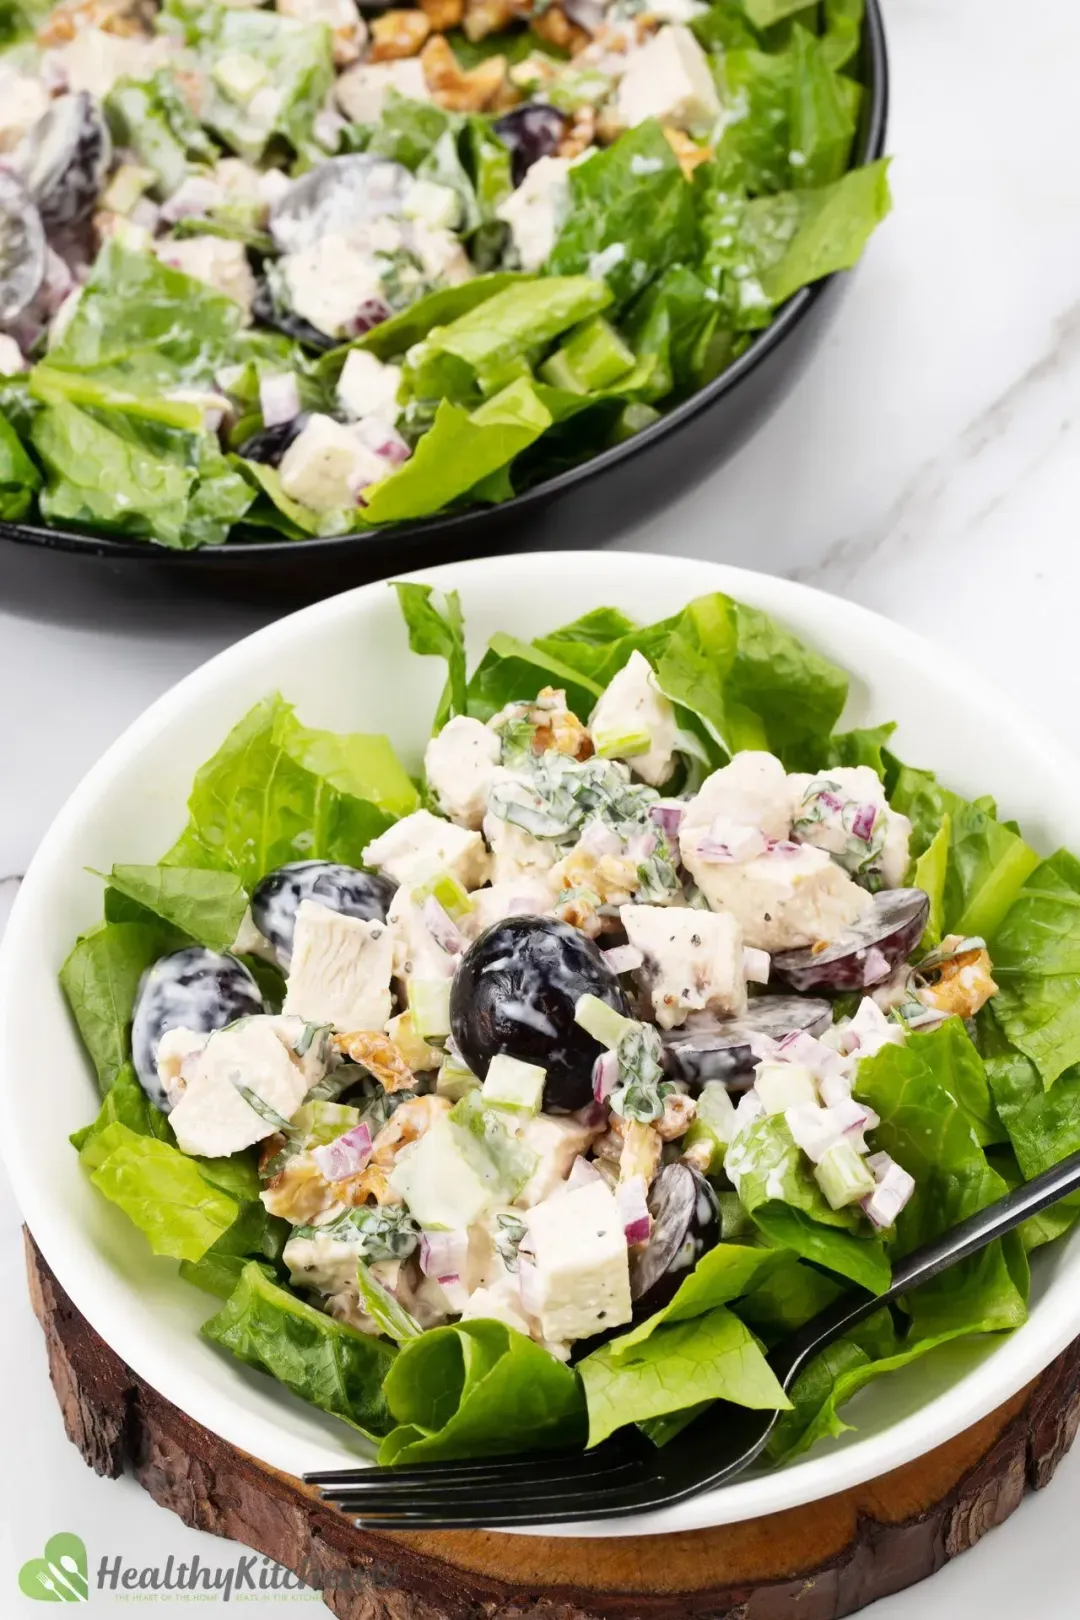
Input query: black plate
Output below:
<box><xmin>0</xmin><ymin>3</ymin><xmax>887</xmax><ymax>601</ymax></box>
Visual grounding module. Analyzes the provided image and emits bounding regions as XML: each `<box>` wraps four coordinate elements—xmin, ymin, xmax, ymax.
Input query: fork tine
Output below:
<box><xmin>312</xmin><ymin>1449</ymin><xmax>638</xmax><ymax>1495</ymax></box>
<box><xmin>350</xmin><ymin>1480</ymin><xmax>655</xmax><ymax>1531</ymax></box>
<box><xmin>305</xmin><ymin>1437</ymin><xmax>641</xmax><ymax>1490</ymax></box>
<box><xmin>320</xmin><ymin>1458</ymin><xmax>648</xmax><ymax>1508</ymax></box>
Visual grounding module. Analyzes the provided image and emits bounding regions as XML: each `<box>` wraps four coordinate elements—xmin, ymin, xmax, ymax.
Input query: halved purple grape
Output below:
<box><xmin>629</xmin><ymin>1164</ymin><xmax>720</xmax><ymax>1320</ymax></box>
<box><xmin>16</xmin><ymin>93</ymin><xmax>111</xmax><ymax>230</ymax></box>
<box><xmin>236</xmin><ymin>413</ymin><xmax>309</xmax><ymax>467</ymax></box>
<box><xmin>771</xmin><ymin>888</ymin><xmax>930</xmax><ymax>995</ymax></box>
<box><xmin>660</xmin><ymin>996</ymin><xmax>833</xmax><ymax>1090</ymax></box>
<box><xmin>268</xmin><ymin>155</ymin><xmax>412</xmax><ymax>254</ymax></box>
<box><xmin>0</xmin><ymin>173</ymin><xmax>45</xmax><ymax>324</ymax></box>
<box><xmin>450</xmin><ymin>916</ymin><xmax>629</xmax><ymax>1112</ymax></box>
<box><xmin>131</xmin><ymin>948</ymin><xmax>264</xmax><ymax>1110</ymax></box>
<box><xmin>252</xmin><ymin>859</ymin><xmax>396</xmax><ymax>969</ymax></box>
<box><xmin>493</xmin><ymin>105</ymin><xmax>567</xmax><ymax>187</ymax></box>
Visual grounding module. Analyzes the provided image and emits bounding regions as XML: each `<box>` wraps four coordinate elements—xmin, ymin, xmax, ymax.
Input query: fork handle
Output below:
<box><xmin>768</xmin><ymin>1144</ymin><xmax>1080</xmax><ymax>1391</ymax></box>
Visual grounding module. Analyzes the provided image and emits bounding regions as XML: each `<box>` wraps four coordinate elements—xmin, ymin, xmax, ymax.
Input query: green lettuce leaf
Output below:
<box><xmin>105</xmin><ymin>70</ymin><xmax>218</xmax><ymax>196</ymax></box>
<box><xmin>0</xmin><ymin>411</ymin><xmax>40</xmax><ymax>520</ymax></box>
<box><xmin>608</xmin><ymin>1243</ymin><xmax>782</xmax><ymax>1356</ymax></box>
<box><xmin>726</xmin><ymin>1114</ymin><xmax>891</xmax><ymax>1293</ymax></box>
<box><xmin>179</xmin><ymin>1199</ymin><xmax>290</xmax><ymax>1298</ymax></box>
<box><xmin>912</xmin><ymin>814</ymin><xmax>950</xmax><ymax>948</ymax></box>
<box><xmin>393</xmin><ymin>581</ymin><xmax>467</xmax><ymax>729</ymax></box>
<box><xmin>787</xmin><ymin>23</ymin><xmax>859</xmax><ymax>188</ymax></box>
<box><xmin>355</xmin><ymin>1259</ymin><xmax>423</xmax><ymax>1344</ymax></box>
<box><xmin>465</xmin><ymin>631</ymin><xmax>604</xmax><ymax>724</ymax></box>
<box><xmin>164</xmin><ymin>693</ymin><xmax>417</xmax><ymax>887</ymax></box>
<box><xmin>547</xmin><ymin>121</ymin><xmax>696</xmax><ymax>308</ymax></box>
<box><xmin>102</xmin><ymin>865</ymin><xmax>247</xmax><ymax>952</ymax></box>
<box><xmin>579</xmin><ymin>1305</ymin><xmax>789</xmax><ymax>1448</ymax></box>
<box><xmin>379</xmin><ymin>1319</ymin><xmax>585</xmax><ymax>1464</ymax></box>
<box><xmin>990</xmin><ymin>850</ymin><xmax>1080</xmax><ymax>1088</ymax></box>
<box><xmin>69</xmin><ymin>1062</ymin><xmax>172</xmax><ymax>1152</ymax></box>
<box><xmin>622</xmin><ymin>265</ymin><xmax>723</xmax><ymax>404</ymax></box>
<box><xmin>80</xmin><ymin>1121</ymin><xmax>239</xmax><ymax>1262</ymax></box>
<box><xmin>979</xmin><ymin>1005</ymin><xmax>1080</xmax><ymax>1178</ymax></box>
<box><xmin>202</xmin><ymin>1262</ymin><xmax>396</xmax><ymax>1438</ymax></box>
<box><xmin>61</xmin><ymin>918</ymin><xmax>187</xmax><ymax>1091</ymax></box>
<box><xmin>854</xmin><ymin>1022</ymin><xmax>1027</xmax><ymax>1338</ymax></box>
<box><xmin>734</xmin><ymin>1253</ymin><xmax>844</xmax><ymax>1339</ymax></box>
<box><xmin>326</xmin><ymin>273</ymin><xmax>527</xmax><ymax>367</ymax></box>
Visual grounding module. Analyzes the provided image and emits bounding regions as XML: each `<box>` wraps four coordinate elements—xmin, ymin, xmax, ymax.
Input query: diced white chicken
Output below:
<box><xmin>482</xmin><ymin>772</ymin><xmax>561</xmax><ymax>885</ymax></box>
<box><xmin>283</xmin><ymin>1227</ymin><xmax>366</xmax><ymax>1295</ymax></box>
<box><xmin>616</xmin><ymin>24</ymin><xmax>720</xmax><ymax>133</ymax></box>
<box><xmin>788</xmin><ymin>766</ymin><xmax>912</xmax><ymax>888</ymax></box>
<box><xmin>155</xmin><ymin>1026</ymin><xmax>210</xmax><ymax>1109</ymax></box>
<box><xmin>336</xmin><ymin>348</ymin><xmax>403</xmax><ymax>424</ymax></box>
<box><xmin>409</xmin><ymin>219</ymin><xmax>473</xmax><ymax>286</ymax></box>
<box><xmin>0</xmin><ymin>68</ymin><xmax>49</xmax><ymax>153</ymax></box>
<box><xmin>620</xmin><ymin>904</ymin><xmax>747</xmax><ymax>1030</ymax></box>
<box><xmin>155</xmin><ymin>236</ymin><xmax>257</xmax><ymax>319</ymax></box>
<box><xmin>334</xmin><ymin>57</ymin><xmax>430</xmax><ymax>123</ymax></box>
<box><xmin>404</xmin><ymin>178</ymin><xmax>460</xmax><ymax>232</ymax></box>
<box><xmin>460</xmin><ymin>1276</ymin><xmax>533</xmax><ymax>1336</ymax></box>
<box><xmin>168</xmin><ymin>1018</ymin><xmax>310</xmax><ymax>1158</ymax></box>
<box><xmin>589</xmin><ymin>651</ymin><xmax>678</xmax><ymax>787</ymax></box>
<box><xmin>278</xmin><ymin>413</ymin><xmax>383</xmax><ymax>513</ymax></box>
<box><xmin>56</xmin><ymin>28</ymin><xmax>170</xmax><ymax>98</ymax></box>
<box><xmin>364</xmin><ymin>808</ymin><xmax>491</xmax><ymax>890</ymax></box>
<box><xmin>282</xmin><ymin>899</ymin><xmax>394</xmax><ymax>1030</ymax></box>
<box><xmin>496</xmin><ymin>155</ymin><xmax>571</xmax><ymax>273</ymax></box>
<box><xmin>0</xmin><ymin>334</ymin><xmax>25</xmax><ymax>375</ymax></box>
<box><xmin>424</xmin><ymin>716</ymin><xmax>502</xmax><ymax>831</ymax></box>
<box><xmin>386</xmin><ymin>887</ymin><xmax>457</xmax><ymax>981</ymax></box>
<box><xmin>522</xmin><ymin>1180</ymin><xmax>632</xmax><ymax>1342</ymax></box>
<box><xmin>516</xmin><ymin>1113</ymin><xmax>605</xmax><ymax>1207</ymax></box>
<box><xmin>682</xmin><ymin>752</ymin><xmax>791</xmax><ymax>840</ymax></box>
<box><xmin>278</xmin><ymin>0</ymin><xmax>367</xmax><ymax>65</ymax></box>
<box><xmin>679</xmin><ymin>835</ymin><xmax>873</xmax><ymax>953</ymax></box>
<box><xmin>262</xmin><ymin>1013</ymin><xmax>334</xmax><ymax>1088</ymax></box>
<box><xmin>280</xmin><ymin>231</ymin><xmax>388</xmax><ymax>340</ymax></box>
<box><xmin>460</xmin><ymin>876</ymin><xmax>557</xmax><ymax>939</ymax></box>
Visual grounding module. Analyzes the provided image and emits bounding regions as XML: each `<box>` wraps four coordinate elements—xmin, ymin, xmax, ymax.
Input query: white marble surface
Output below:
<box><xmin>4</xmin><ymin>0</ymin><xmax>1080</xmax><ymax>1609</ymax></box>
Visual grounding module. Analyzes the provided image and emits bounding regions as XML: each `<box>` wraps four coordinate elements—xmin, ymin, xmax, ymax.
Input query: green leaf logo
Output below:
<box><xmin>18</xmin><ymin>1533</ymin><xmax>89</xmax><ymax>1602</ymax></box>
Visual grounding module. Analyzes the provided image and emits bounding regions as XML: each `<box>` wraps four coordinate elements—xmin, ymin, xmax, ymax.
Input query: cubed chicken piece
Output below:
<box><xmin>589</xmin><ymin>651</ymin><xmax>678</xmax><ymax>788</ymax></box>
<box><xmin>279</xmin><ymin>232</ymin><xmax>388</xmax><ymax>340</ymax></box>
<box><xmin>495</xmin><ymin>155</ymin><xmax>571</xmax><ymax>272</ymax></box>
<box><xmin>334</xmin><ymin>57</ymin><xmax>430</xmax><ymax>122</ymax></box>
<box><xmin>56</xmin><ymin>28</ymin><xmax>170</xmax><ymax>98</ymax></box>
<box><xmin>409</xmin><ymin>219</ymin><xmax>474</xmax><ymax>285</ymax></box>
<box><xmin>282</xmin><ymin>899</ymin><xmax>394</xmax><ymax>1030</ymax></box>
<box><xmin>156</xmin><ymin>236</ymin><xmax>257</xmax><ymax>319</ymax></box>
<box><xmin>788</xmin><ymin>765</ymin><xmax>912</xmax><ymax>888</ymax></box>
<box><xmin>387</xmin><ymin>887</ymin><xmax>458</xmax><ymax>981</ymax></box>
<box><xmin>682</xmin><ymin>751</ymin><xmax>791</xmax><ymax>840</ymax></box>
<box><xmin>278</xmin><ymin>0</ymin><xmax>367</xmax><ymax>65</ymax></box>
<box><xmin>516</xmin><ymin>1113</ymin><xmax>606</xmax><ymax>1207</ymax></box>
<box><xmin>460</xmin><ymin>876</ymin><xmax>556</xmax><ymax>938</ymax></box>
<box><xmin>278</xmin><ymin>414</ymin><xmax>384</xmax><ymax>513</ymax></box>
<box><xmin>679</xmin><ymin>834</ymin><xmax>873</xmax><ymax>952</ymax></box>
<box><xmin>616</xmin><ymin>24</ymin><xmax>720</xmax><ymax>133</ymax></box>
<box><xmin>364</xmin><ymin>808</ymin><xmax>490</xmax><ymax>890</ymax></box>
<box><xmin>620</xmin><ymin>903</ymin><xmax>747</xmax><ymax>1030</ymax></box>
<box><xmin>482</xmin><ymin>773</ymin><xmax>561</xmax><ymax>885</ymax></box>
<box><xmin>336</xmin><ymin>348</ymin><xmax>403</xmax><ymax>423</ymax></box>
<box><xmin>523</xmin><ymin>1179</ymin><xmax>632</xmax><ymax>1342</ymax></box>
<box><xmin>283</xmin><ymin>1227</ymin><xmax>366</xmax><ymax>1295</ymax></box>
<box><xmin>168</xmin><ymin>1017</ymin><xmax>310</xmax><ymax>1158</ymax></box>
<box><xmin>0</xmin><ymin>68</ymin><xmax>49</xmax><ymax>152</ymax></box>
<box><xmin>424</xmin><ymin>715</ymin><xmax>502</xmax><ymax>830</ymax></box>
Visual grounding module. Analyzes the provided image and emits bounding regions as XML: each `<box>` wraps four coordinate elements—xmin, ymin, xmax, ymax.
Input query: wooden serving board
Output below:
<box><xmin>25</xmin><ymin>1229</ymin><xmax>1080</xmax><ymax>1620</ymax></box>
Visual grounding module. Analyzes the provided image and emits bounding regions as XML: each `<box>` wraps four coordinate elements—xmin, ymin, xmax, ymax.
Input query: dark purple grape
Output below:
<box><xmin>772</xmin><ymin>888</ymin><xmax>930</xmax><ymax>995</ymax></box>
<box><xmin>131</xmin><ymin>948</ymin><xmax>265</xmax><ymax>1110</ymax></box>
<box><xmin>236</xmin><ymin>414</ymin><xmax>309</xmax><ymax>466</ymax></box>
<box><xmin>0</xmin><ymin>172</ymin><xmax>45</xmax><ymax>324</ymax></box>
<box><xmin>493</xmin><ymin>105</ymin><xmax>567</xmax><ymax>187</ymax></box>
<box><xmin>661</xmin><ymin>996</ymin><xmax>833</xmax><ymax>1091</ymax></box>
<box><xmin>16</xmin><ymin>93</ymin><xmax>111</xmax><ymax>230</ymax></box>
<box><xmin>450</xmin><ymin>916</ymin><xmax>629</xmax><ymax>1112</ymax></box>
<box><xmin>630</xmin><ymin>1164</ymin><xmax>720</xmax><ymax>1320</ymax></box>
<box><xmin>268</xmin><ymin>154</ymin><xmax>412</xmax><ymax>254</ymax></box>
<box><xmin>252</xmin><ymin>860</ymin><xmax>397</xmax><ymax>969</ymax></box>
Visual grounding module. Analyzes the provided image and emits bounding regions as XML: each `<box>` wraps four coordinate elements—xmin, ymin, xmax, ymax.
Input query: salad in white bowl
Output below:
<box><xmin>56</xmin><ymin>579</ymin><xmax>1077</xmax><ymax>1469</ymax></box>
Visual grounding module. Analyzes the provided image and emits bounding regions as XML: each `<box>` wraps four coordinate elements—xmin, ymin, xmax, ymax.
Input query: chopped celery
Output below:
<box><xmin>593</xmin><ymin>724</ymin><xmax>653</xmax><ymax>760</ymax></box>
<box><xmin>574</xmin><ymin>993</ymin><xmax>635</xmax><ymax>1050</ymax></box>
<box><xmin>437</xmin><ymin>1051</ymin><xmax>481</xmax><ymax>1101</ymax></box>
<box><xmin>612</xmin><ymin>402</ymin><xmax>661</xmax><ymax>443</ymax></box>
<box><xmin>482</xmin><ymin>1053</ymin><xmax>546</xmax><ymax>1115</ymax></box>
<box><xmin>413</xmin><ymin>871</ymin><xmax>474</xmax><ymax>921</ymax></box>
<box><xmin>682</xmin><ymin>1081</ymin><xmax>736</xmax><ymax>1173</ymax></box>
<box><xmin>408</xmin><ymin>978</ymin><xmax>452</xmax><ymax>1040</ymax></box>
<box><xmin>814</xmin><ymin>1138</ymin><xmax>876</xmax><ymax>1210</ymax></box>
<box><xmin>552</xmin><ymin>316</ymin><xmax>636</xmax><ymax>393</ymax></box>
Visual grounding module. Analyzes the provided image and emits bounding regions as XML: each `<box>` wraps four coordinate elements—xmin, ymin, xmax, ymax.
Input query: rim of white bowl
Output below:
<box><xmin>3</xmin><ymin>550</ymin><xmax>1080</xmax><ymax>1539</ymax></box>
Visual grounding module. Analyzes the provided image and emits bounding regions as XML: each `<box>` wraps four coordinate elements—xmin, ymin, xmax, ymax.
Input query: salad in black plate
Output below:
<box><xmin>0</xmin><ymin>0</ymin><xmax>887</xmax><ymax>547</ymax></box>
<box><xmin>63</xmin><ymin>584</ymin><xmax>1080</xmax><ymax>1465</ymax></box>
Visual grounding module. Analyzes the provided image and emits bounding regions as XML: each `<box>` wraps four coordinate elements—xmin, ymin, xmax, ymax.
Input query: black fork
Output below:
<box><xmin>306</xmin><ymin>1145</ymin><xmax>1080</xmax><ymax>1530</ymax></box>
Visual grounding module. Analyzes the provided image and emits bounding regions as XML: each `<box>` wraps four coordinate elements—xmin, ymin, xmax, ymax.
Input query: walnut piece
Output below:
<box><xmin>420</xmin><ymin>0</ymin><xmax>465</xmax><ymax>28</ymax></box>
<box><xmin>530</xmin><ymin>5</ymin><xmax>589</xmax><ymax>54</ymax></box>
<box><xmin>370</xmin><ymin>9</ymin><xmax>432</xmax><ymax>60</ymax></box>
<box><xmin>422</xmin><ymin>34</ymin><xmax>508</xmax><ymax>110</ymax></box>
<box><xmin>917</xmin><ymin>939</ymin><xmax>999</xmax><ymax>1019</ymax></box>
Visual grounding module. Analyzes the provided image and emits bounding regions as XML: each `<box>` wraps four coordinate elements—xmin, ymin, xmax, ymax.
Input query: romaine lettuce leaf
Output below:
<box><xmin>103</xmin><ymin>865</ymin><xmax>248</xmax><ymax>953</ymax></box>
<box><xmin>579</xmin><ymin>1305</ymin><xmax>789</xmax><ymax>1448</ymax></box>
<box><xmin>356</xmin><ymin>1258</ymin><xmax>423</xmax><ymax>1344</ymax></box>
<box><xmin>164</xmin><ymin>693</ymin><xmax>418</xmax><ymax>887</ymax></box>
<box><xmin>202</xmin><ymin>1262</ymin><xmax>396</xmax><ymax>1438</ymax></box>
<box><xmin>378</xmin><ymin>1318</ymin><xmax>585</xmax><ymax>1464</ymax></box>
<box><xmin>0</xmin><ymin>411</ymin><xmax>40</xmax><ymax>520</ymax></box>
<box><xmin>912</xmin><ymin>814</ymin><xmax>950</xmax><ymax>948</ymax></box>
<box><xmin>179</xmin><ymin>1199</ymin><xmax>289</xmax><ymax>1298</ymax></box>
<box><xmin>727</xmin><ymin>1115</ymin><xmax>890</xmax><ymax>1293</ymax></box>
<box><xmin>393</xmin><ymin>581</ymin><xmax>468</xmax><ymax>728</ymax></box>
<box><xmin>787</xmin><ymin>23</ymin><xmax>859</xmax><ymax>188</ymax></box>
<box><xmin>734</xmin><ymin>1253</ymin><xmax>844</xmax><ymax>1339</ymax></box>
<box><xmin>80</xmin><ymin>1121</ymin><xmax>240</xmax><ymax>1262</ymax></box>
<box><xmin>547</xmin><ymin>121</ymin><xmax>697</xmax><ymax>308</ymax></box>
<box><xmin>979</xmin><ymin>1005</ymin><xmax>1080</xmax><ymax>1176</ymax></box>
<box><xmin>69</xmin><ymin>1062</ymin><xmax>172</xmax><ymax>1152</ymax></box>
<box><xmin>990</xmin><ymin>850</ymin><xmax>1080</xmax><ymax>1088</ymax></box>
<box><xmin>622</xmin><ymin>266</ymin><xmax>723</xmax><ymax>404</ymax></box>
<box><xmin>465</xmin><ymin>631</ymin><xmax>604</xmax><ymax>724</ymax></box>
<box><xmin>326</xmin><ymin>274</ymin><xmax>528</xmax><ymax>367</ymax></box>
<box><xmin>608</xmin><ymin>1243</ymin><xmax>782</xmax><ymax>1356</ymax></box>
<box><xmin>105</xmin><ymin>70</ymin><xmax>218</xmax><ymax>197</ymax></box>
<box><xmin>854</xmin><ymin>1022</ymin><xmax>1026</xmax><ymax>1338</ymax></box>
<box><xmin>61</xmin><ymin>918</ymin><xmax>187</xmax><ymax>1091</ymax></box>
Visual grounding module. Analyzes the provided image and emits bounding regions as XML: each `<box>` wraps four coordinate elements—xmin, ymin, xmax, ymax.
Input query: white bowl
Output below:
<box><xmin>3</xmin><ymin>551</ymin><xmax>1080</xmax><ymax>1540</ymax></box>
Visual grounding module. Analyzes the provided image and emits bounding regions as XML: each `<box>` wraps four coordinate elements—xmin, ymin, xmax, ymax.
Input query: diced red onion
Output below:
<box><xmin>603</xmin><ymin>944</ymin><xmax>644</xmax><ymax>975</ymax></box>
<box><xmin>819</xmin><ymin>1071</ymin><xmax>854</xmax><ymax>1109</ymax></box>
<box><xmin>861</xmin><ymin>946</ymin><xmax>892</xmax><ymax>986</ymax></box>
<box><xmin>697</xmin><ymin>820</ymin><xmax>767</xmax><ymax>863</ymax></box>
<box><xmin>419</xmin><ymin>1228</ymin><xmax>469</xmax><ymax>1281</ymax></box>
<box><xmin>346</xmin><ymin>298</ymin><xmax>391</xmax><ymax>337</ymax></box>
<box><xmin>566</xmin><ymin>1155</ymin><xmax>602</xmax><ymax>1191</ymax></box>
<box><xmin>861</xmin><ymin>1160</ymin><xmax>915</xmax><ymax>1228</ymax></box>
<box><xmin>616</xmin><ymin>1175</ymin><xmax>652</xmax><ymax>1245</ymax></box>
<box><xmin>766</xmin><ymin>839</ymin><xmax>804</xmax><ymax>856</ymax></box>
<box><xmin>845</xmin><ymin>996</ymin><xmax>905</xmax><ymax>1057</ymax></box>
<box><xmin>160</xmin><ymin>174</ymin><xmax>223</xmax><ymax>224</ymax></box>
<box><xmin>828</xmin><ymin>1097</ymin><xmax>878</xmax><ymax>1149</ymax></box>
<box><xmin>259</xmin><ymin>371</ymin><xmax>301</xmax><ymax>428</ymax></box>
<box><xmin>580</xmin><ymin>820</ymin><xmax>622</xmax><ymax>857</ymax></box>
<box><xmin>649</xmin><ymin>803</ymin><xmax>684</xmax><ymax>838</ymax></box>
<box><xmin>850</xmin><ymin>802</ymin><xmax>878</xmax><ymax>843</ymax></box>
<box><xmin>311</xmin><ymin>1122</ymin><xmax>372</xmax><ymax>1181</ymax></box>
<box><xmin>816</xmin><ymin>789</ymin><xmax>845</xmax><ymax>814</ymax></box>
<box><xmin>355</xmin><ymin>415</ymin><xmax>410</xmax><ymax>465</ymax></box>
<box><xmin>422</xmin><ymin>895</ymin><xmax>464</xmax><ymax>956</ymax></box>
<box><xmin>592</xmin><ymin>1048</ymin><xmax>619</xmax><ymax>1103</ymax></box>
<box><xmin>785</xmin><ymin>1103</ymin><xmax>842</xmax><ymax>1164</ymax></box>
<box><xmin>777</xmin><ymin>1029</ymin><xmax>846</xmax><ymax>1081</ymax></box>
<box><xmin>626</xmin><ymin>831</ymin><xmax>657</xmax><ymax>860</ymax></box>
<box><xmin>866</xmin><ymin>1151</ymin><xmax>892</xmax><ymax>1181</ymax></box>
<box><xmin>747</xmin><ymin>1031</ymin><xmax>781</xmax><ymax>1063</ymax></box>
<box><xmin>743</xmin><ymin>947</ymin><xmax>770</xmax><ymax>985</ymax></box>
